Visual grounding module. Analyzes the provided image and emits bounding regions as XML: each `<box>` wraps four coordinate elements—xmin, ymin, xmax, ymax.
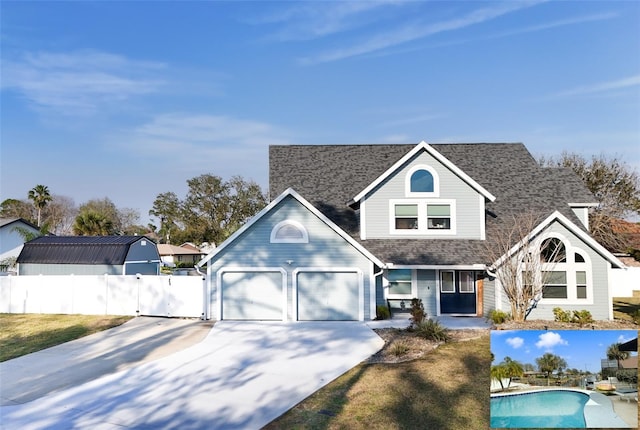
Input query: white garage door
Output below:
<box><xmin>296</xmin><ymin>271</ymin><xmax>360</xmax><ymax>321</ymax></box>
<box><xmin>220</xmin><ymin>271</ymin><xmax>284</xmax><ymax>320</ymax></box>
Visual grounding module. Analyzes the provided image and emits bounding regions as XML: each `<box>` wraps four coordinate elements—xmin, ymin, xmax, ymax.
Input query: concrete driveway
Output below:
<box><xmin>0</xmin><ymin>320</ymin><xmax>384</xmax><ymax>430</ymax></box>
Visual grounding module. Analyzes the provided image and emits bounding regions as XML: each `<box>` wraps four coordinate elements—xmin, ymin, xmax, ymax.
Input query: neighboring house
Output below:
<box><xmin>158</xmin><ymin>243</ymin><xmax>206</xmax><ymax>267</ymax></box>
<box><xmin>0</xmin><ymin>218</ymin><xmax>41</xmax><ymax>270</ymax></box>
<box><xmin>17</xmin><ymin>236</ymin><xmax>161</xmax><ymax>275</ymax></box>
<box><xmin>198</xmin><ymin>142</ymin><xmax>624</xmax><ymax>321</ymax></box>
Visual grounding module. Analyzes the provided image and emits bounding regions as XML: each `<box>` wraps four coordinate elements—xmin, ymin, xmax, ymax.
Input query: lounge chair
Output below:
<box><xmin>610</xmin><ymin>377</ymin><xmax>638</xmax><ymax>403</ymax></box>
<box><xmin>614</xmin><ymin>389</ymin><xmax>638</xmax><ymax>403</ymax></box>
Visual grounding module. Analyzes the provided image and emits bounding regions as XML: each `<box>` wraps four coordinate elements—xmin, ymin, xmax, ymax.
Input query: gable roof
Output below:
<box><xmin>351</xmin><ymin>141</ymin><xmax>496</xmax><ymax>204</ymax></box>
<box><xmin>198</xmin><ymin>188</ymin><xmax>384</xmax><ymax>268</ymax></box>
<box><xmin>0</xmin><ymin>218</ymin><xmax>40</xmax><ymax>232</ymax></box>
<box><xmin>17</xmin><ymin>236</ymin><xmax>155</xmax><ymax>265</ymax></box>
<box><xmin>492</xmin><ymin>210</ymin><xmax>624</xmax><ymax>269</ymax></box>
<box><xmin>270</xmin><ymin>142</ymin><xmax>599</xmax><ymax>265</ymax></box>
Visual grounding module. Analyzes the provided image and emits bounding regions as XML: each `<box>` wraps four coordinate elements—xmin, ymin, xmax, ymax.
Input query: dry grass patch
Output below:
<box><xmin>265</xmin><ymin>333</ymin><xmax>491</xmax><ymax>430</ymax></box>
<box><xmin>0</xmin><ymin>313</ymin><xmax>132</xmax><ymax>362</ymax></box>
<box><xmin>613</xmin><ymin>296</ymin><xmax>640</xmax><ymax>323</ymax></box>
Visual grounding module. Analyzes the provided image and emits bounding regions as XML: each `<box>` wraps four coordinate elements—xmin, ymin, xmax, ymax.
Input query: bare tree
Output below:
<box><xmin>485</xmin><ymin>212</ymin><xmax>564</xmax><ymax>322</ymax></box>
<box><xmin>43</xmin><ymin>195</ymin><xmax>77</xmax><ymax>235</ymax></box>
<box><xmin>540</xmin><ymin>152</ymin><xmax>640</xmax><ymax>252</ymax></box>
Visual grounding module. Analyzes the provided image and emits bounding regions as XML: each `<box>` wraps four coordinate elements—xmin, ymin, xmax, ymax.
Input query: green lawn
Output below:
<box><xmin>0</xmin><ymin>313</ymin><xmax>132</xmax><ymax>362</ymax></box>
<box><xmin>265</xmin><ymin>334</ymin><xmax>491</xmax><ymax>430</ymax></box>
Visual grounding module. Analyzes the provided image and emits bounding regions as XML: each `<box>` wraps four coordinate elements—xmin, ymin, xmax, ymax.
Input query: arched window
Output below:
<box><xmin>410</xmin><ymin>169</ymin><xmax>434</xmax><ymax>193</ymax></box>
<box><xmin>270</xmin><ymin>220</ymin><xmax>309</xmax><ymax>243</ymax></box>
<box><xmin>405</xmin><ymin>165</ymin><xmax>439</xmax><ymax>196</ymax></box>
<box><xmin>540</xmin><ymin>237</ymin><xmax>566</xmax><ymax>263</ymax></box>
<box><xmin>536</xmin><ymin>234</ymin><xmax>592</xmax><ymax>303</ymax></box>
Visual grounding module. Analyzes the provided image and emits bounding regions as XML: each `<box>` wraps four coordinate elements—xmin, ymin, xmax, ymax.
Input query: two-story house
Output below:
<box><xmin>198</xmin><ymin>142</ymin><xmax>624</xmax><ymax>321</ymax></box>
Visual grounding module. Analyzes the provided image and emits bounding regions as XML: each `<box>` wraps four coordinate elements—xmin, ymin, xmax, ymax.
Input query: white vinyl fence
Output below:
<box><xmin>610</xmin><ymin>267</ymin><xmax>640</xmax><ymax>298</ymax></box>
<box><xmin>0</xmin><ymin>275</ymin><xmax>205</xmax><ymax>318</ymax></box>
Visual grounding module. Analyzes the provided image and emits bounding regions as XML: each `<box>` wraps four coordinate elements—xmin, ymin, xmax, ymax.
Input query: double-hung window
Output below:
<box><xmin>395</xmin><ymin>205</ymin><xmax>418</xmax><ymax>230</ymax></box>
<box><xmin>391</xmin><ymin>200</ymin><xmax>455</xmax><ymax>234</ymax></box>
<box><xmin>427</xmin><ymin>204</ymin><xmax>451</xmax><ymax>230</ymax></box>
<box><xmin>542</xmin><ymin>271</ymin><xmax>568</xmax><ymax>299</ymax></box>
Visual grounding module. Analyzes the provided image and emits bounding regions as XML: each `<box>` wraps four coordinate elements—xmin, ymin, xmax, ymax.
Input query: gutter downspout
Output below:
<box><xmin>373</xmin><ymin>264</ymin><xmax>385</xmax><ymax>319</ymax></box>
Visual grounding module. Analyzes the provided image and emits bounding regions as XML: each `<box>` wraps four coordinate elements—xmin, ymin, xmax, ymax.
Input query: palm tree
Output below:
<box><xmin>73</xmin><ymin>211</ymin><xmax>114</xmax><ymax>236</ymax></box>
<box><xmin>607</xmin><ymin>342</ymin><xmax>630</xmax><ymax>370</ymax></box>
<box><xmin>27</xmin><ymin>185</ymin><xmax>52</xmax><ymax>227</ymax></box>
<box><xmin>491</xmin><ymin>356</ymin><xmax>524</xmax><ymax>391</ymax></box>
<box><xmin>536</xmin><ymin>353</ymin><xmax>567</xmax><ymax>386</ymax></box>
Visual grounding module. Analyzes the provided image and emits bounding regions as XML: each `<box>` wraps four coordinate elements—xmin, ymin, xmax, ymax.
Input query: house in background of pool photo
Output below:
<box><xmin>490</xmin><ymin>330</ymin><xmax>638</xmax><ymax>428</ymax></box>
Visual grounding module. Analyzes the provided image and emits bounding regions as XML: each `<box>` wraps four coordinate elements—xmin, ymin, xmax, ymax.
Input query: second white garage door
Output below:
<box><xmin>296</xmin><ymin>270</ymin><xmax>361</xmax><ymax>321</ymax></box>
<box><xmin>220</xmin><ymin>270</ymin><xmax>284</xmax><ymax>320</ymax></box>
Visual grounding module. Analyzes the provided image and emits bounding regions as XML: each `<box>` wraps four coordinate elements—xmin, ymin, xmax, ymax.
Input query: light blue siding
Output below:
<box><xmin>482</xmin><ymin>277</ymin><xmax>496</xmax><ymax>318</ymax></box>
<box><xmin>527</xmin><ymin>222</ymin><xmax>611</xmax><ymax>320</ymax></box>
<box><xmin>490</xmin><ymin>221</ymin><xmax>613</xmax><ymax>321</ymax></box>
<box><xmin>207</xmin><ymin>195</ymin><xmax>376</xmax><ymax>320</ymax></box>
<box><xmin>362</xmin><ymin>150</ymin><xmax>484</xmax><ymax>239</ymax></box>
<box><xmin>124</xmin><ymin>262</ymin><xmax>158</xmax><ymax>275</ymax></box>
<box><xmin>125</xmin><ymin>239</ymin><xmax>161</xmax><ymax>263</ymax></box>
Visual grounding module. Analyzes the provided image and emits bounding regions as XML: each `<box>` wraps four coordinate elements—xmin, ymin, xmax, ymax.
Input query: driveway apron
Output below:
<box><xmin>0</xmin><ymin>321</ymin><xmax>384</xmax><ymax>430</ymax></box>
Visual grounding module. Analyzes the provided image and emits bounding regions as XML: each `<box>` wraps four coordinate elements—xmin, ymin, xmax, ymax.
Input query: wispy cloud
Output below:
<box><xmin>535</xmin><ymin>332</ymin><xmax>569</xmax><ymax>350</ymax></box>
<box><xmin>133</xmin><ymin>113</ymin><xmax>287</xmax><ymax>145</ymax></box>
<box><xmin>540</xmin><ymin>75</ymin><xmax>640</xmax><ymax>100</ymax></box>
<box><xmin>1</xmin><ymin>50</ymin><xmax>165</xmax><ymax>116</ymax></box>
<box><xmin>298</xmin><ymin>1</ymin><xmax>541</xmax><ymax>64</ymax></box>
<box><xmin>251</xmin><ymin>1</ymin><xmax>404</xmax><ymax>42</ymax></box>
<box><xmin>121</xmin><ymin>113</ymin><xmax>291</xmax><ymax>170</ymax></box>
<box><xmin>490</xmin><ymin>11</ymin><xmax>618</xmax><ymax>39</ymax></box>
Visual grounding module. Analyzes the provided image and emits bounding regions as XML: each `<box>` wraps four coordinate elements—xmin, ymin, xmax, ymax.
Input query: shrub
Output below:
<box><xmin>631</xmin><ymin>309</ymin><xmax>640</xmax><ymax>325</ymax></box>
<box><xmin>409</xmin><ymin>298</ymin><xmax>426</xmax><ymax>327</ymax></box>
<box><xmin>414</xmin><ymin>319</ymin><xmax>450</xmax><ymax>342</ymax></box>
<box><xmin>376</xmin><ymin>305</ymin><xmax>391</xmax><ymax>320</ymax></box>
<box><xmin>616</xmin><ymin>369</ymin><xmax>638</xmax><ymax>385</ymax></box>
<box><xmin>571</xmin><ymin>310</ymin><xmax>593</xmax><ymax>326</ymax></box>
<box><xmin>390</xmin><ymin>340</ymin><xmax>410</xmax><ymax>357</ymax></box>
<box><xmin>553</xmin><ymin>307</ymin><xmax>572</xmax><ymax>323</ymax></box>
<box><xmin>488</xmin><ymin>309</ymin><xmax>511</xmax><ymax>324</ymax></box>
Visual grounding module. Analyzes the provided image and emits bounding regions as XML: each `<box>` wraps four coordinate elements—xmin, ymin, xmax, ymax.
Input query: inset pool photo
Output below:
<box><xmin>490</xmin><ymin>330</ymin><xmax>638</xmax><ymax>428</ymax></box>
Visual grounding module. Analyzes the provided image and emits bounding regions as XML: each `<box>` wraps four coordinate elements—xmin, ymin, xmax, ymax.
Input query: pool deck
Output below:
<box><xmin>491</xmin><ymin>387</ymin><xmax>637</xmax><ymax>428</ymax></box>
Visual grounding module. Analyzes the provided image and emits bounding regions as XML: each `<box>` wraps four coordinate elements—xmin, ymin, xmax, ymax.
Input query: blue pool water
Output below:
<box><xmin>491</xmin><ymin>390</ymin><xmax>589</xmax><ymax>428</ymax></box>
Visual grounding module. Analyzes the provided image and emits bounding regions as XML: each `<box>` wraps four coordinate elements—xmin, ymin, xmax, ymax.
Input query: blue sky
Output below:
<box><xmin>1</xmin><ymin>1</ymin><xmax>639</xmax><ymax>226</ymax></box>
<box><xmin>491</xmin><ymin>330</ymin><xmax>638</xmax><ymax>373</ymax></box>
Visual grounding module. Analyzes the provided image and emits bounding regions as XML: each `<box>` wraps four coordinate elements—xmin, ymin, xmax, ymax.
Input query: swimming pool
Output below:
<box><xmin>491</xmin><ymin>389</ymin><xmax>589</xmax><ymax>428</ymax></box>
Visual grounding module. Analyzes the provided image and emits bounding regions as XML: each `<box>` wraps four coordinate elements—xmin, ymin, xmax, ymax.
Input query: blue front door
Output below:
<box><xmin>440</xmin><ymin>271</ymin><xmax>477</xmax><ymax>314</ymax></box>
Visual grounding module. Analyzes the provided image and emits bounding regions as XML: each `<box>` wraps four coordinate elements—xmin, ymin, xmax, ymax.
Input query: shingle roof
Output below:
<box><xmin>17</xmin><ymin>236</ymin><xmax>153</xmax><ymax>265</ymax></box>
<box><xmin>269</xmin><ymin>143</ymin><xmax>597</xmax><ymax>265</ymax></box>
